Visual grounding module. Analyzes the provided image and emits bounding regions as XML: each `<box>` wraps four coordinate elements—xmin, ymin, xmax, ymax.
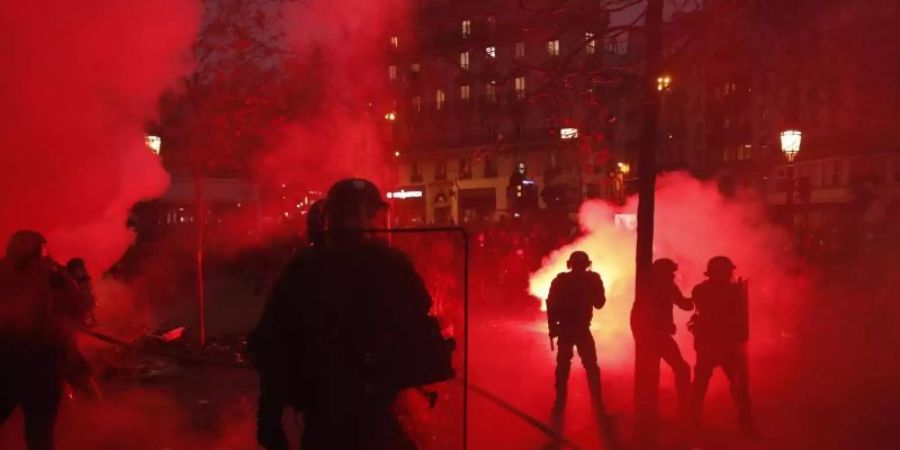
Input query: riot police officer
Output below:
<box><xmin>0</xmin><ymin>230</ymin><xmax>86</xmax><ymax>450</ymax></box>
<box><xmin>631</xmin><ymin>258</ymin><xmax>694</xmax><ymax>429</ymax></box>
<box><xmin>690</xmin><ymin>256</ymin><xmax>759</xmax><ymax>436</ymax></box>
<box><xmin>249</xmin><ymin>178</ymin><xmax>452</xmax><ymax>450</ymax></box>
<box><xmin>546</xmin><ymin>251</ymin><xmax>606</xmax><ymax>409</ymax></box>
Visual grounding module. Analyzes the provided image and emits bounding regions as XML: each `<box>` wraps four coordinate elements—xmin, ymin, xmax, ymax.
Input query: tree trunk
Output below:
<box><xmin>633</xmin><ymin>0</ymin><xmax>665</xmax><ymax>445</ymax></box>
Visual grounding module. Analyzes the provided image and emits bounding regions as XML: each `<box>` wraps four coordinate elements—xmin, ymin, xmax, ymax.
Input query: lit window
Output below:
<box><xmin>585</xmin><ymin>32</ymin><xmax>596</xmax><ymax>54</ymax></box>
<box><xmin>462</xmin><ymin>20</ymin><xmax>472</xmax><ymax>38</ymax></box>
<box><xmin>412</xmin><ymin>96</ymin><xmax>422</xmax><ymax>112</ymax></box>
<box><xmin>515</xmin><ymin>76</ymin><xmax>526</xmax><ymax>99</ymax></box>
<box><xmin>486</xmin><ymin>46</ymin><xmax>496</xmax><ymax>59</ymax></box>
<box><xmin>547</xmin><ymin>39</ymin><xmax>560</xmax><ymax>56</ymax></box>
<box><xmin>515</xmin><ymin>42</ymin><xmax>525</xmax><ymax>59</ymax></box>
<box><xmin>460</xmin><ymin>84</ymin><xmax>471</xmax><ymax>101</ymax></box>
<box><xmin>388</xmin><ymin>65</ymin><xmax>397</xmax><ymax>80</ymax></box>
<box><xmin>436</xmin><ymin>89</ymin><xmax>446</xmax><ymax>110</ymax></box>
<box><xmin>410</xmin><ymin>62</ymin><xmax>420</xmax><ymax>73</ymax></box>
<box><xmin>390</xmin><ymin>36</ymin><xmax>399</xmax><ymax>48</ymax></box>
<box><xmin>560</xmin><ymin>128</ymin><xmax>579</xmax><ymax>139</ymax></box>
<box><xmin>485</xmin><ymin>81</ymin><xmax>497</xmax><ymax>103</ymax></box>
<box><xmin>459</xmin><ymin>51</ymin><xmax>470</xmax><ymax>70</ymax></box>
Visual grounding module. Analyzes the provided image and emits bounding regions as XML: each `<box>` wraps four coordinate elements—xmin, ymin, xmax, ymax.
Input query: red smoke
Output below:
<box><xmin>530</xmin><ymin>172</ymin><xmax>811</xmax><ymax>366</ymax></box>
<box><xmin>0</xmin><ymin>0</ymin><xmax>200</xmax><ymax>272</ymax></box>
<box><xmin>256</xmin><ymin>0</ymin><xmax>411</xmax><ymax>191</ymax></box>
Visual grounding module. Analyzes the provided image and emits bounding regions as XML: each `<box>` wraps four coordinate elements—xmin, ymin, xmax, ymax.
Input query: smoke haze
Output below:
<box><xmin>0</xmin><ymin>0</ymin><xmax>201</xmax><ymax>272</ymax></box>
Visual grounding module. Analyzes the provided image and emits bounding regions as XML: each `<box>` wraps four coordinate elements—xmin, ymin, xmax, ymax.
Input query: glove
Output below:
<box><xmin>548</xmin><ymin>323</ymin><xmax>560</xmax><ymax>339</ymax></box>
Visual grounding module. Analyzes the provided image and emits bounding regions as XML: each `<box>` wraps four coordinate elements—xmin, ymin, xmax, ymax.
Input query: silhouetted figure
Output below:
<box><xmin>546</xmin><ymin>251</ymin><xmax>606</xmax><ymax>410</ymax></box>
<box><xmin>631</xmin><ymin>258</ymin><xmax>694</xmax><ymax>434</ymax></box>
<box><xmin>249</xmin><ymin>178</ymin><xmax>453</xmax><ymax>450</ymax></box>
<box><xmin>0</xmin><ymin>231</ymin><xmax>86</xmax><ymax>450</ymax></box>
<box><xmin>690</xmin><ymin>256</ymin><xmax>759</xmax><ymax>436</ymax></box>
<box><xmin>63</xmin><ymin>258</ymin><xmax>102</xmax><ymax>401</ymax></box>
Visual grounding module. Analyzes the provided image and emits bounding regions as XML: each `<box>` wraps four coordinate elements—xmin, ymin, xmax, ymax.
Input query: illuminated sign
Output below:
<box><xmin>386</xmin><ymin>189</ymin><xmax>424</xmax><ymax>200</ymax></box>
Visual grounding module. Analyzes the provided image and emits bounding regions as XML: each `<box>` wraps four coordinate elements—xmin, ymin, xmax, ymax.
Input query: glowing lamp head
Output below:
<box><xmin>384</xmin><ymin>111</ymin><xmax>397</xmax><ymax>121</ymax></box>
<box><xmin>656</xmin><ymin>75</ymin><xmax>672</xmax><ymax>92</ymax></box>
<box><xmin>145</xmin><ymin>135</ymin><xmax>161</xmax><ymax>155</ymax></box>
<box><xmin>780</xmin><ymin>129</ymin><xmax>802</xmax><ymax>163</ymax></box>
<box><xmin>617</xmin><ymin>162</ymin><xmax>631</xmax><ymax>175</ymax></box>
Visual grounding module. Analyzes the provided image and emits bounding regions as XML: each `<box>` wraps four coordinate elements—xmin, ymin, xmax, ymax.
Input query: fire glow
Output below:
<box><xmin>529</xmin><ymin>172</ymin><xmax>806</xmax><ymax>365</ymax></box>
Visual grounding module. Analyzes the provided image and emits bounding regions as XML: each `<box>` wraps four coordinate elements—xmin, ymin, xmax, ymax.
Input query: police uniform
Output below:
<box><xmin>546</xmin><ymin>256</ymin><xmax>606</xmax><ymax>404</ymax></box>
<box><xmin>0</xmin><ymin>231</ymin><xmax>86</xmax><ymax>450</ymax></box>
<box><xmin>690</xmin><ymin>267</ymin><xmax>756</xmax><ymax>434</ymax></box>
<box><xmin>631</xmin><ymin>259</ymin><xmax>693</xmax><ymax>426</ymax></box>
<box><xmin>250</xmin><ymin>179</ymin><xmax>450</xmax><ymax>450</ymax></box>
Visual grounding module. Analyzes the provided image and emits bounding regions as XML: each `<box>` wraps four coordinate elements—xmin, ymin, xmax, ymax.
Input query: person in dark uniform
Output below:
<box><xmin>62</xmin><ymin>258</ymin><xmax>102</xmax><ymax>401</ymax></box>
<box><xmin>249</xmin><ymin>178</ymin><xmax>452</xmax><ymax>450</ymax></box>
<box><xmin>0</xmin><ymin>230</ymin><xmax>86</xmax><ymax>450</ymax></box>
<box><xmin>546</xmin><ymin>251</ymin><xmax>606</xmax><ymax>410</ymax></box>
<box><xmin>631</xmin><ymin>258</ymin><xmax>694</xmax><ymax>429</ymax></box>
<box><xmin>690</xmin><ymin>256</ymin><xmax>759</xmax><ymax>436</ymax></box>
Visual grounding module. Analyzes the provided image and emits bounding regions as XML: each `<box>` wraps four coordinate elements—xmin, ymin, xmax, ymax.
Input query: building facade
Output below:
<box><xmin>385</xmin><ymin>0</ymin><xmax>625</xmax><ymax>224</ymax></box>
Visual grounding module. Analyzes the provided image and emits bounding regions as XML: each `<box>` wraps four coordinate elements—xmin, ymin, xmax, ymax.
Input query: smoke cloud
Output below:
<box><xmin>0</xmin><ymin>0</ymin><xmax>201</xmax><ymax>272</ymax></box>
<box><xmin>530</xmin><ymin>172</ymin><xmax>810</xmax><ymax>365</ymax></box>
<box><xmin>256</xmin><ymin>0</ymin><xmax>411</xmax><ymax>190</ymax></box>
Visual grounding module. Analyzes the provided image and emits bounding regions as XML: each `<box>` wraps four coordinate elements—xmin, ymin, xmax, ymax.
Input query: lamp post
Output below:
<box><xmin>780</xmin><ymin>129</ymin><xmax>802</xmax><ymax>230</ymax></box>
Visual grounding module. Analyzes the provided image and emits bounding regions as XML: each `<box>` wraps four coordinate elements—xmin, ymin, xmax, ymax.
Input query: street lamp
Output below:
<box><xmin>656</xmin><ymin>75</ymin><xmax>672</xmax><ymax>92</ymax></box>
<box><xmin>384</xmin><ymin>111</ymin><xmax>397</xmax><ymax>121</ymax></box>
<box><xmin>145</xmin><ymin>135</ymin><xmax>161</xmax><ymax>155</ymax></box>
<box><xmin>780</xmin><ymin>129</ymin><xmax>802</xmax><ymax>231</ymax></box>
<box><xmin>780</xmin><ymin>129</ymin><xmax>802</xmax><ymax>163</ymax></box>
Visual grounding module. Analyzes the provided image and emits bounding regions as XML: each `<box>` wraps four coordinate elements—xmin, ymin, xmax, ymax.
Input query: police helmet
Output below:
<box><xmin>567</xmin><ymin>251</ymin><xmax>592</xmax><ymax>270</ymax></box>
<box><xmin>6</xmin><ymin>230</ymin><xmax>47</xmax><ymax>261</ymax></box>
<box><xmin>705</xmin><ymin>256</ymin><xmax>736</xmax><ymax>275</ymax></box>
<box><xmin>652</xmin><ymin>258</ymin><xmax>678</xmax><ymax>274</ymax></box>
<box><xmin>324</xmin><ymin>178</ymin><xmax>388</xmax><ymax>225</ymax></box>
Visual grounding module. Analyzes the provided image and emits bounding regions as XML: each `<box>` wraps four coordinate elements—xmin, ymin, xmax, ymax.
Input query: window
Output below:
<box><xmin>483</xmin><ymin>156</ymin><xmax>498</xmax><ymax>177</ymax></box>
<box><xmin>485</xmin><ymin>46</ymin><xmax>496</xmax><ymax>59</ymax></box>
<box><xmin>485</xmin><ymin>81</ymin><xmax>497</xmax><ymax>103</ymax></box>
<box><xmin>585</xmin><ymin>32</ymin><xmax>596</xmax><ymax>54</ymax></box>
<box><xmin>461</xmin><ymin>20</ymin><xmax>472</xmax><ymax>38</ymax></box>
<box><xmin>410</xmin><ymin>62</ymin><xmax>421</xmax><ymax>73</ymax></box>
<box><xmin>547</xmin><ymin>39</ymin><xmax>560</xmax><ymax>56</ymax></box>
<box><xmin>435</xmin><ymin>89</ymin><xmax>446</xmax><ymax>110</ymax></box>
<box><xmin>460</xmin><ymin>84</ymin><xmax>471</xmax><ymax>101</ymax></box>
<box><xmin>459</xmin><ymin>51</ymin><xmax>470</xmax><ymax>70</ymax></box>
<box><xmin>459</xmin><ymin>158</ymin><xmax>472</xmax><ymax>179</ymax></box>
<box><xmin>515</xmin><ymin>42</ymin><xmax>526</xmax><ymax>59</ymax></box>
<box><xmin>412</xmin><ymin>95</ymin><xmax>422</xmax><ymax>112</ymax></box>
<box><xmin>390</xmin><ymin>36</ymin><xmax>399</xmax><ymax>48</ymax></box>
<box><xmin>515</xmin><ymin>76</ymin><xmax>526</xmax><ymax>99</ymax></box>
<box><xmin>388</xmin><ymin>65</ymin><xmax>397</xmax><ymax>80</ymax></box>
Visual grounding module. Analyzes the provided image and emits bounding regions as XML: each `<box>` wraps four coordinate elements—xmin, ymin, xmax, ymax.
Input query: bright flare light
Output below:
<box><xmin>385</xmin><ymin>111</ymin><xmax>397</xmax><ymax>121</ymax></box>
